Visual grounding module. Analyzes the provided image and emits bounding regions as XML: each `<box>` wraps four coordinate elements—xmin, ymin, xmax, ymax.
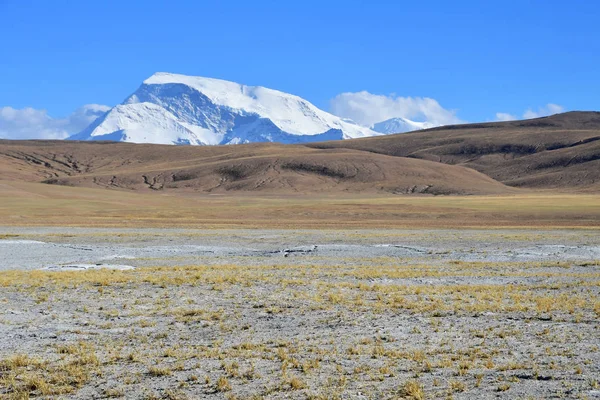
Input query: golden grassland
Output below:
<box><xmin>2</xmin><ymin>262</ymin><xmax>599</xmax><ymax>316</ymax></box>
<box><xmin>1</xmin><ymin>260</ymin><xmax>599</xmax><ymax>399</ymax></box>
<box><xmin>1</xmin><ymin>180</ymin><xmax>599</xmax><ymax>229</ymax></box>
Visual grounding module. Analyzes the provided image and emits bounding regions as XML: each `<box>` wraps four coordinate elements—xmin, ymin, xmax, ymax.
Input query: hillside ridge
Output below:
<box><xmin>308</xmin><ymin>111</ymin><xmax>600</xmax><ymax>192</ymax></box>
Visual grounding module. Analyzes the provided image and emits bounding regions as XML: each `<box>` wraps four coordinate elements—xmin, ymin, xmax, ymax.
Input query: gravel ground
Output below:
<box><xmin>1</xmin><ymin>227</ymin><xmax>599</xmax><ymax>271</ymax></box>
<box><xmin>0</xmin><ymin>227</ymin><xmax>599</xmax><ymax>399</ymax></box>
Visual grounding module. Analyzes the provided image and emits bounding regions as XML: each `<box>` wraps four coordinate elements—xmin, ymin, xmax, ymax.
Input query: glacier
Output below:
<box><xmin>70</xmin><ymin>73</ymin><xmax>381</xmax><ymax>145</ymax></box>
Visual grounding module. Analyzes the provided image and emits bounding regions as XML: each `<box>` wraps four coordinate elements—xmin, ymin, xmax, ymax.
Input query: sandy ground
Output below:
<box><xmin>1</xmin><ymin>228</ymin><xmax>599</xmax><ymax>399</ymax></box>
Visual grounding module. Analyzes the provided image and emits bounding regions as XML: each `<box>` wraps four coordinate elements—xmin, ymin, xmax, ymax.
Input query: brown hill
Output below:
<box><xmin>2</xmin><ymin>111</ymin><xmax>598</xmax><ymax>195</ymax></box>
<box><xmin>0</xmin><ymin>140</ymin><xmax>513</xmax><ymax>196</ymax></box>
<box><xmin>308</xmin><ymin>111</ymin><xmax>600</xmax><ymax>192</ymax></box>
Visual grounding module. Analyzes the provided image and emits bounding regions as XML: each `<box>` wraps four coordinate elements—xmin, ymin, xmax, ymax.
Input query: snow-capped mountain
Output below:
<box><xmin>371</xmin><ymin>117</ymin><xmax>437</xmax><ymax>134</ymax></box>
<box><xmin>70</xmin><ymin>73</ymin><xmax>379</xmax><ymax>145</ymax></box>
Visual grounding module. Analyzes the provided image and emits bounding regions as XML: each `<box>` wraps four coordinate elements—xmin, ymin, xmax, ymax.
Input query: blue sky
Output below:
<box><xmin>1</xmin><ymin>0</ymin><xmax>599</xmax><ymax>138</ymax></box>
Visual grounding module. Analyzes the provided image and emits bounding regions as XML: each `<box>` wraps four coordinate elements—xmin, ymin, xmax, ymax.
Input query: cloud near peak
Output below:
<box><xmin>523</xmin><ymin>103</ymin><xmax>564</xmax><ymax>119</ymax></box>
<box><xmin>0</xmin><ymin>104</ymin><xmax>110</xmax><ymax>140</ymax></box>
<box><xmin>329</xmin><ymin>91</ymin><xmax>464</xmax><ymax>127</ymax></box>
<box><xmin>495</xmin><ymin>112</ymin><xmax>517</xmax><ymax>122</ymax></box>
<box><xmin>496</xmin><ymin>103</ymin><xmax>564</xmax><ymax>122</ymax></box>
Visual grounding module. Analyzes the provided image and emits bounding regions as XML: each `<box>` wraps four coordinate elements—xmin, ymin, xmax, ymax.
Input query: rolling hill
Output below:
<box><xmin>0</xmin><ymin>139</ymin><xmax>514</xmax><ymax>195</ymax></box>
<box><xmin>1</xmin><ymin>112</ymin><xmax>598</xmax><ymax>196</ymax></box>
<box><xmin>308</xmin><ymin>111</ymin><xmax>600</xmax><ymax>192</ymax></box>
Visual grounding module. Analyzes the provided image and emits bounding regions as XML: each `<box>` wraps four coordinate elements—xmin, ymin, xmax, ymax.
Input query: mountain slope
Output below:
<box><xmin>0</xmin><ymin>140</ymin><xmax>515</xmax><ymax>195</ymax></box>
<box><xmin>308</xmin><ymin>111</ymin><xmax>600</xmax><ymax>192</ymax></box>
<box><xmin>71</xmin><ymin>73</ymin><xmax>379</xmax><ymax>145</ymax></box>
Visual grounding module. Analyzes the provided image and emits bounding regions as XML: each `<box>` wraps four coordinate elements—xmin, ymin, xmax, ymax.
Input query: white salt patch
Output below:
<box><xmin>100</xmin><ymin>255</ymin><xmax>137</xmax><ymax>260</ymax></box>
<box><xmin>42</xmin><ymin>264</ymin><xmax>135</xmax><ymax>271</ymax></box>
<box><xmin>0</xmin><ymin>240</ymin><xmax>45</xmax><ymax>245</ymax></box>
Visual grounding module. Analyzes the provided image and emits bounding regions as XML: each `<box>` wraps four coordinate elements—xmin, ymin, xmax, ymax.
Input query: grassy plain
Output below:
<box><xmin>1</xmin><ymin>180</ymin><xmax>599</xmax><ymax>229</ymax></box>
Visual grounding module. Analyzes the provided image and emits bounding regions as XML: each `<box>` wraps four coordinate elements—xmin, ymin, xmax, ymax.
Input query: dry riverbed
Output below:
<box><xmin>0</xmin><ymin>228</ymin><xmax>599</xmax><ymax>399</ymax></box>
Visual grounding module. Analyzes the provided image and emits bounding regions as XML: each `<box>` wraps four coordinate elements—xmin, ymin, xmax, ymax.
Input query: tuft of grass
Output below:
<box><xmin>497</xmin><ymin>383</ymin><xmax>511</xmax><ymax>392</ymax></box>
<box><xmin>148</xmin><ymin>365</ymin><xmax>172</xmax><ymax>376</ymax></box>
<box><xmin>401</xmin><ymin>379</ymin><xmax>425</xmax><ymax>400</ymax></box>
<box><xmin>216</xmin><ymin>376</ymin><xmax>231</xmax><ymax>392</ymax></box>
<box><xmin>288</xmin><ymin>376</ymin><xmax>307</xmax><ymax>390</ymax></box>
<box><xmin>104</xmin><ymin>387</ymin><xmax>125</xmax><ymax>397</ymax></box>
<box><xmin>449</xmin><ymin>380</ymin><xmax>466</xmax><ymax>392</ymax></box>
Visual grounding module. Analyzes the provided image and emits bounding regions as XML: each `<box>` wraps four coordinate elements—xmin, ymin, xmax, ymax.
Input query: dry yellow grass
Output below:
<box><xmin>1</xmin><ymin>180</ymin><xmax>599</xmax><ymax>229</ymax></box>
<box><xmin>1</xmin><ymin>262</ymin><xmax>598</xmax><ymax>317</ymax></box>
<box><xmin>1</xmin><ymin>259</ymin><xmax>598</xmax><ymax>399</ymax></box>
<box><xmin>0</xmin><ymin>343</ymin><xmax>99</xmax><ymax>398</ymax></box>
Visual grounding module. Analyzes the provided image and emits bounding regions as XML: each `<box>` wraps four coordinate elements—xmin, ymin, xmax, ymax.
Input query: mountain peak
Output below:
<box><xmin>371</xmin><ymin>117</ymin><xmax>437</xmax><ymax>134</ymax></box>
<box><xmin>144</xmin><ymin>72</ymin><xmax>251</xmax><ymax>95</ymax></box>
<box><xmin>71</xmin><ymin>73</ymin><xmax>378</xmax><ymax>145</ymax></box>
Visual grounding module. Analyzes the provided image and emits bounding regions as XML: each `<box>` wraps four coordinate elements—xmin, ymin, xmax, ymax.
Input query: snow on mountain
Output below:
<box><xmin>69</xmin><ymin>103</ymin><xmax>214</xmax><ymax>145</ymax></box>
<box><xmin>71</xmin><ymin>73</ymin><xmax>379</xmax><ymax>145</ymax></box>
<box><xmin>371</xmin><ymin>117</ymin><xmax>437</xmax><ymax>134</ymax></box>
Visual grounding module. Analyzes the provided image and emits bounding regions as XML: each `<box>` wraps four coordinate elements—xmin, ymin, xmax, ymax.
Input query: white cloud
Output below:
<box><xmin>0</xmin><ymin>104</ymin><xmax>109</xmax><ymax>140</ymax></box>
<box><xmin>495</xmin><ymin>104</ymin><xmax>565</xmax><ymax>122</ymax></box>
<box><xmin>522</xmin><ymin>103</ymin><xmax>564</xmax><ymax>119</ymax></box>
<box><xmin>329</xmin><ymin>91</ymin><xmax>463</xmax><ymax>127</ymax></box>
<box><xmin>495</xmin><ymin>112</ymin><xmax>517</xmax><ymax>122</ymax></box>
